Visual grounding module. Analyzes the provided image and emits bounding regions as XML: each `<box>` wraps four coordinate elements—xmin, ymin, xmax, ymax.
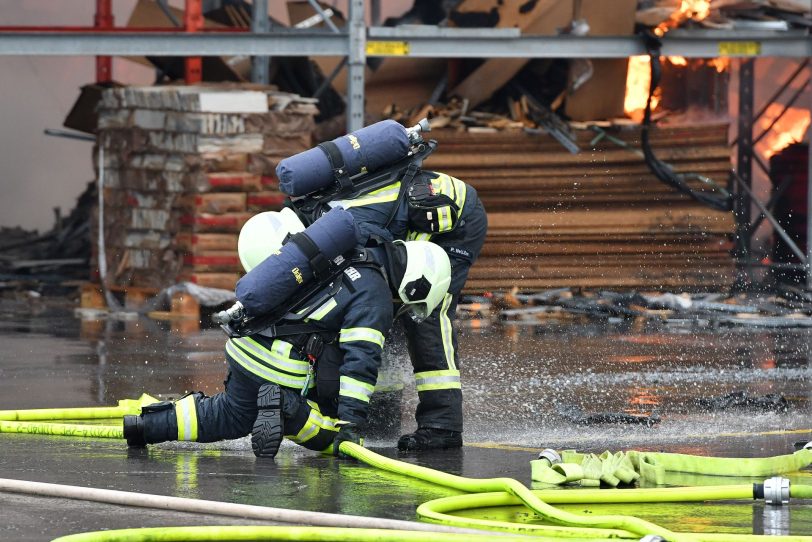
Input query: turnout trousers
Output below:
<box><xmin>402</xmin><ymin>198</ymin><xmax>488</xmax><ymax>433</ymax></box>
<box><xmin>139</xmin><ymin>361</ymin><xmax>342</xmax><ymax>454</ymax></box>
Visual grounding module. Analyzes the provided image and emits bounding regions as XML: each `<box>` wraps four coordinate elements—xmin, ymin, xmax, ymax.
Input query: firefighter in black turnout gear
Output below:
<box><xmin>124</xmin><ymin>208</ymin><xmax>452</xmax><ymax>458</ymax></box>
<box><xmin>287</xmin><ymin>120</ymin><xmax>488</xmax><ymax>451</ymax></box>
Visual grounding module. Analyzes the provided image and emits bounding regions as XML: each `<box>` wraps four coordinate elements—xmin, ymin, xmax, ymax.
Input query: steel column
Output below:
<box><xmin>184</xmin><ymin>0</ymin><xmax>203</xmax><ymax>84</ymax></box>
<box><xmin>807</xmin><ymin>108</ymin><xmax>812</xmax><ymax>290</ymax></box>
<box><xmin>347</xmin><ymin>0</ymin><xmax>366</xmax><ymax>132</ymax></box>
<box><xmin>94</xmin><ymin>0</ymin><xmax>113</xmax><ymax>82</ymax></box>
<box><xmin>735</xmin><ymin>58</ymin><xmax>755</xmax><ymax>288</ymax></box>
<box><xmin>251</xmin><ymin>0</ymin><xmax>270</xmax><ymax>84</ymax></box>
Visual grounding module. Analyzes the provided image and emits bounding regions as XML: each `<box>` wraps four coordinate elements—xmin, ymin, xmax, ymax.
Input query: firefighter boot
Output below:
<box><xmin>397</xmin><ymin>427</ymin><xmax>462</xmax><ymax>451</ymax></box>
<box><xmin>252</xmin><ymin>383</ymin><xmax>284</xmax><ymax>458</ymax></box>
<box><xmin>123</xmin><ymin>415</ymin><xmax>146</xmax><ymax>448</ymax></box>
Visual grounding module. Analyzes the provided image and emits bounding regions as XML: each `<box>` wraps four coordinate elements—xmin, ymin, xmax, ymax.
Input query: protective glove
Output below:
<box><xmin>332</xmin><ymin>422</ymin><xmax>364</xmax><ymax>458</ymax></box>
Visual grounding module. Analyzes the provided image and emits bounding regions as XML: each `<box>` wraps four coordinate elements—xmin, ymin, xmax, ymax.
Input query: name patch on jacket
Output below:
<box><xmin>344</xmin><ymin>267</ymin><xmax>361</xmax><ymax>281</ymax></box>
<box><xmin>447</xmin><ymin>246</ymin><xmax>471</xmax><ymax>259</ymax></box>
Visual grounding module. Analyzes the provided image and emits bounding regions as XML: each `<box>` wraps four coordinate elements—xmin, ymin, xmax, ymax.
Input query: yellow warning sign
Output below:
<box><xmin>366</xmin><ymin>41</ymin><xmax>410</xmax><ymax>56</ymax></box>
<box><xmin>718</xmin><ymin>41</ymin><xmax>761</xmax><ymax>56</ymax></box>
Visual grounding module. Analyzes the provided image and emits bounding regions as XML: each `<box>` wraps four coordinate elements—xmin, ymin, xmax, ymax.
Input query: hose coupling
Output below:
<box><xmin>763</xmin><ymin>477</ymin><xmax>790</xmax><ymax>506</ymax></box>
<box><xmin>212</xmin><ymin>301</ymin><xmax>245</xmax><ymax>325</ymax></box>
<box><xmin>639</xmin><ymin>536</ymin><xmax>667</xmax><ymax>542</ymax></box>
<box><xmin>537</xmin><ymin>448</ymin><xmax>562</xmax><ymax>465</ymax></box>
<box><xmin>406</xmin><ymin>118</ymin><xmax>431</xmax><ymax>144</ymax></box>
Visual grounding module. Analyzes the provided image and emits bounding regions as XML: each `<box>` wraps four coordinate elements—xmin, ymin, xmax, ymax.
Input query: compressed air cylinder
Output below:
<box><xmin>276</xmin><ymin>119</ymin><xmax>410</xmax><ymax>196</ymax></box>
<box><xmin>236</xmin><ymin>207</ymin><xmax>361</xmax><ymax>317</ymax></box>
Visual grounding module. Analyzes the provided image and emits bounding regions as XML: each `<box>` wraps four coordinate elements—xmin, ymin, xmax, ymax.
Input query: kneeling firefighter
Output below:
<box><xmin>277</xmin><ymin>119</ymin><xmax>488</xmax><ymax>451</ymax></box>
<box><xmin>123</xmin><ymin>206</ymin><xmax>452</xmax><ymax>458</ymax></box>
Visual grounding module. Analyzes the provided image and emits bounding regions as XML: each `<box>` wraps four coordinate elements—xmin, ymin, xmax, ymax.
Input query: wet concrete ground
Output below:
<box><xmin>2</xmin><ymin>295</ymin><xmax>812</xmax><ymax>540</ymax></box>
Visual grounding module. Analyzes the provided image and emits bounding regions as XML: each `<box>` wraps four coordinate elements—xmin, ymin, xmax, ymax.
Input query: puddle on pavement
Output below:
<box><xmin>2</xmin><ymin>298</ymin><xmax>812</xmax><ymax>538</ymax></box>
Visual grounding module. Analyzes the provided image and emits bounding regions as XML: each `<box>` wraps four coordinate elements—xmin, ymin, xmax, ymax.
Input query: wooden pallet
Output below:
<box><xmin>80</xmin><ymin>282</ymin><xmax>202</xmax><ymax>331</ymax></box>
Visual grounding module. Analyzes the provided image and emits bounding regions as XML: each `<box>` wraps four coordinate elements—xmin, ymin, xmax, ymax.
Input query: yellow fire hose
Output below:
<box><xmin>0</xmin><ymin>395</ymin><xmax>157</xmax><ymax>439</ymax></box>
<box><xmin>0</xmin><ymin>394</ymin><xmax>157</xmax><ymax>422</ymax></box>
<box><xmin>2</xmin><ymin>398</ymin><xmax>812</xmax><ymax>542</ymax></box>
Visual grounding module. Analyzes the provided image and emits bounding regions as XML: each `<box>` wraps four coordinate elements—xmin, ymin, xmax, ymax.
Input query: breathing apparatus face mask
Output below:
<box><xmin>394</xmin><ymin>301</ymin><xmax>429</xmax><ymax>323</ymax></box>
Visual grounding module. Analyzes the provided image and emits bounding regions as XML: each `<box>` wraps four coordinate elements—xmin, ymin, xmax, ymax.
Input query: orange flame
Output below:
<box><xmin>681</xmin><ymin>0</ymin><xmax>711</xmax><ymax>21</ymax></box>
<box><xmin>656</xmin><ymin>0</ymin><xmax>712</xmax><ymax>35</ymax></box>
<box><xmin>708</xmin><ymin>57</ymin><xmax>730</xmax><ymax>73</ymax></box>
<box><xmin>625</xmin><ymin>55</ymin><xmax>658</xmax><ymax>121</ymax></box>
<box><xmin>758</xmin><ymin>104</ymin><xmax>811</xmax><ymax>159</ymax></box>
<box><xmin>626</xmin><ymin>54</ymin><xmax>730</xmax><ymax>121</ymax></box>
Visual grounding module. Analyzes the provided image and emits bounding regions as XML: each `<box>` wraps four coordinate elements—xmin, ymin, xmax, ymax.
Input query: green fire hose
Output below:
<box><xmin>0</xmin><ymin>420</ymin><xmax>123</xmax><ymax>438</ymax></box>
<box><xmin>0</xmin><ymin>394</ymin><xmax>157</xmax><ymax>421</ymax></box>
<box><xmin>41</xmin><ymin>441</ymin><xmax>812</xmax><ymax>542</ymax></box>
<box><xmin>3</xmin><ymin>398</ymin><xmax>812</xmax><ymax>541</ymax></box>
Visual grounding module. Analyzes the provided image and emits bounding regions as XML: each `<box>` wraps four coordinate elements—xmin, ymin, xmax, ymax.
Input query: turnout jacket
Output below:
<box><xmin>331</xmin><ymin>170</ymin><xmax>478</xmax><ymax>245</ymax></box>
<box><xmin>225</xmin><ymin>253</ymin><xmax>393</xmax><ymax>425</ymax></box>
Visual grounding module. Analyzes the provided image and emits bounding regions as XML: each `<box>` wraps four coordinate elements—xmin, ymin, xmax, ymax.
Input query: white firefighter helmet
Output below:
<box><xmin>394</xmin><ymin>240</ymin><xmax>452</xmax><ymax>322</ymax></box>
<box><xmin>238</xmin><ymin>208</ymin><xmax>305</xmax><ymax>272</ymax></box>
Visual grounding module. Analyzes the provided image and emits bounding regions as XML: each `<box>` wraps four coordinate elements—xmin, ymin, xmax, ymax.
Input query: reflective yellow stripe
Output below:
<box><xmin>437</xmin><ymin>206</ymin><xmax>453</xmax><ymax>232</ymax></box>
<box><xmin>339</xmin><ymin>376</ymin><xmax>376</xmax><ymax>403</ymax></box>
<box><xmin>226</xmin><ymin>341</ymin><xmax>314</xmax><ymax>390</ymax></box>
<box><xmin>415</xmin><ymin>369</ymin><xmax>461</xmax><ymax>392</ymax></box>
<box><xmin>339</xmin><ymin>327</ymin><xmax>385</xmax><ymax>348</ymax></box>
<box><xmin>231</xmin><ymin>337</ymin><xmax>310</xmax><ymax>375</ymax></box>
<box><xmin>307</xmin><ymin>298</ymin><xmax>337</xmax><ymax>321</ymax></box>
<box><xmin>174</xmin><ymin>395</ymin><xmax>198</xmax><ymax>441</ymax></box>
<box><xmin>431</xmin><ymin>173</ymin><xmax>467</xmax><ymax>215</ymax></box>
<box><xmin>288</xmin><ymin>402</ymin><xmax>340</xmax><ymax>444</ymax></box>
<box><xmin>439</xmin><ymin>293</ymin><xmax>456</xmax><ymax>370</ymax></box>
<box><xmin>406</xmin><ymin>231</ymin><xmax>432</xmax><ymax>242</ymax></box>
<box><xmin>291</xmin><ymin>412</ymin><xmax>320</xmax><ymax>444</ymax></box>
<box><xmin>450</xmin><ymin>175</ymin><xmax>467</xmax><ymax>211</ymax></box>
<box><xmin>335</xmin><ymin>182</ymin><xmax>401</xmax><ymax>209</ymax></box>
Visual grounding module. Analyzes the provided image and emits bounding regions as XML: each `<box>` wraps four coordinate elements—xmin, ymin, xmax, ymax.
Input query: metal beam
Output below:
<box><xmin>364</xmin><ymin>30</ymin><xmax>812</xmax><ymax>58</ymax></box>
<box><xmin>734</xmin><ymin>59</ymin><xmax>755</xmax><ymax>289</ymax></box>
<box><xmin>346</xmin><ymin>0</ymin><xmax>365</xmax><ymax>133</ymax></box>
<box><xmin>94</xmin><ymin>0</ymin><xmax>113</xmax><ymax>82</ymax></box>
<box><xmin>0</xmin><ymin>31</ymin><xmax>809</xmax><ymax>58</ymax></box>
<box><xmin>306</xmin><ymin>0</ymin><xmax>340</xmax><ymax>34</ymax></box>
<box><xmin>808</xmin><ymin>114</ymin><xmax>812</xmax><ymax>290</ymax></box>
<box><xmin>250</xmin><ymin>0</ymin><xmax>270</xmax><ymax>84</ymax></box>
<box><xmin>0</xmin><ymin>31</ymin><xmax>350</xmax><ymax>57</ymax></box>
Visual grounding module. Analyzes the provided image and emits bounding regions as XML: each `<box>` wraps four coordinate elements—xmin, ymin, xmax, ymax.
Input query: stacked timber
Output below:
<box><xmin>93</xmin><ymin>85</ymin><xmax>316</xmax><ymax>291</ymax></box>
<box><xmin>424</xmin><ymin>122</ymin><xmax>736</xmax><ymax>291</ymax></box>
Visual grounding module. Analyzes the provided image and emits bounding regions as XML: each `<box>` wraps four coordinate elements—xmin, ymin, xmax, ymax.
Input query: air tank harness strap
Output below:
<box><xmin>289</xmin><ymin>231</ymin><xmax>331</xmax><ymax>280</ymax></box>
<box><xmin>317</xmin><ymin>141</ymin><xmax>353</xmax><ymax>196</ymax></box>
<box><xmin>383</xmin><ymin>162</ymin><xmax>422</xmax><ymax>229</ymax></box>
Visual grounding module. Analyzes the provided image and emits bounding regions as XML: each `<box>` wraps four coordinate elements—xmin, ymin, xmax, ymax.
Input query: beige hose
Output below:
<box><xmin>0</xmin><ymin>477</ymin><xmax>499</xmax><ymax>536</ymax></box>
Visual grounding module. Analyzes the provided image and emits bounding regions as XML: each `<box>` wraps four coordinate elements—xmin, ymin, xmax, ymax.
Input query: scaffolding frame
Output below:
<box><xmin>734</xmin><ymin>58</ymin><xmax>811</xmax><ymax>289</ymax></box>
<box><xmin>0</xmin><ymin>1</ymin><xmax>809</xmax><ymax>289</ymax></box>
